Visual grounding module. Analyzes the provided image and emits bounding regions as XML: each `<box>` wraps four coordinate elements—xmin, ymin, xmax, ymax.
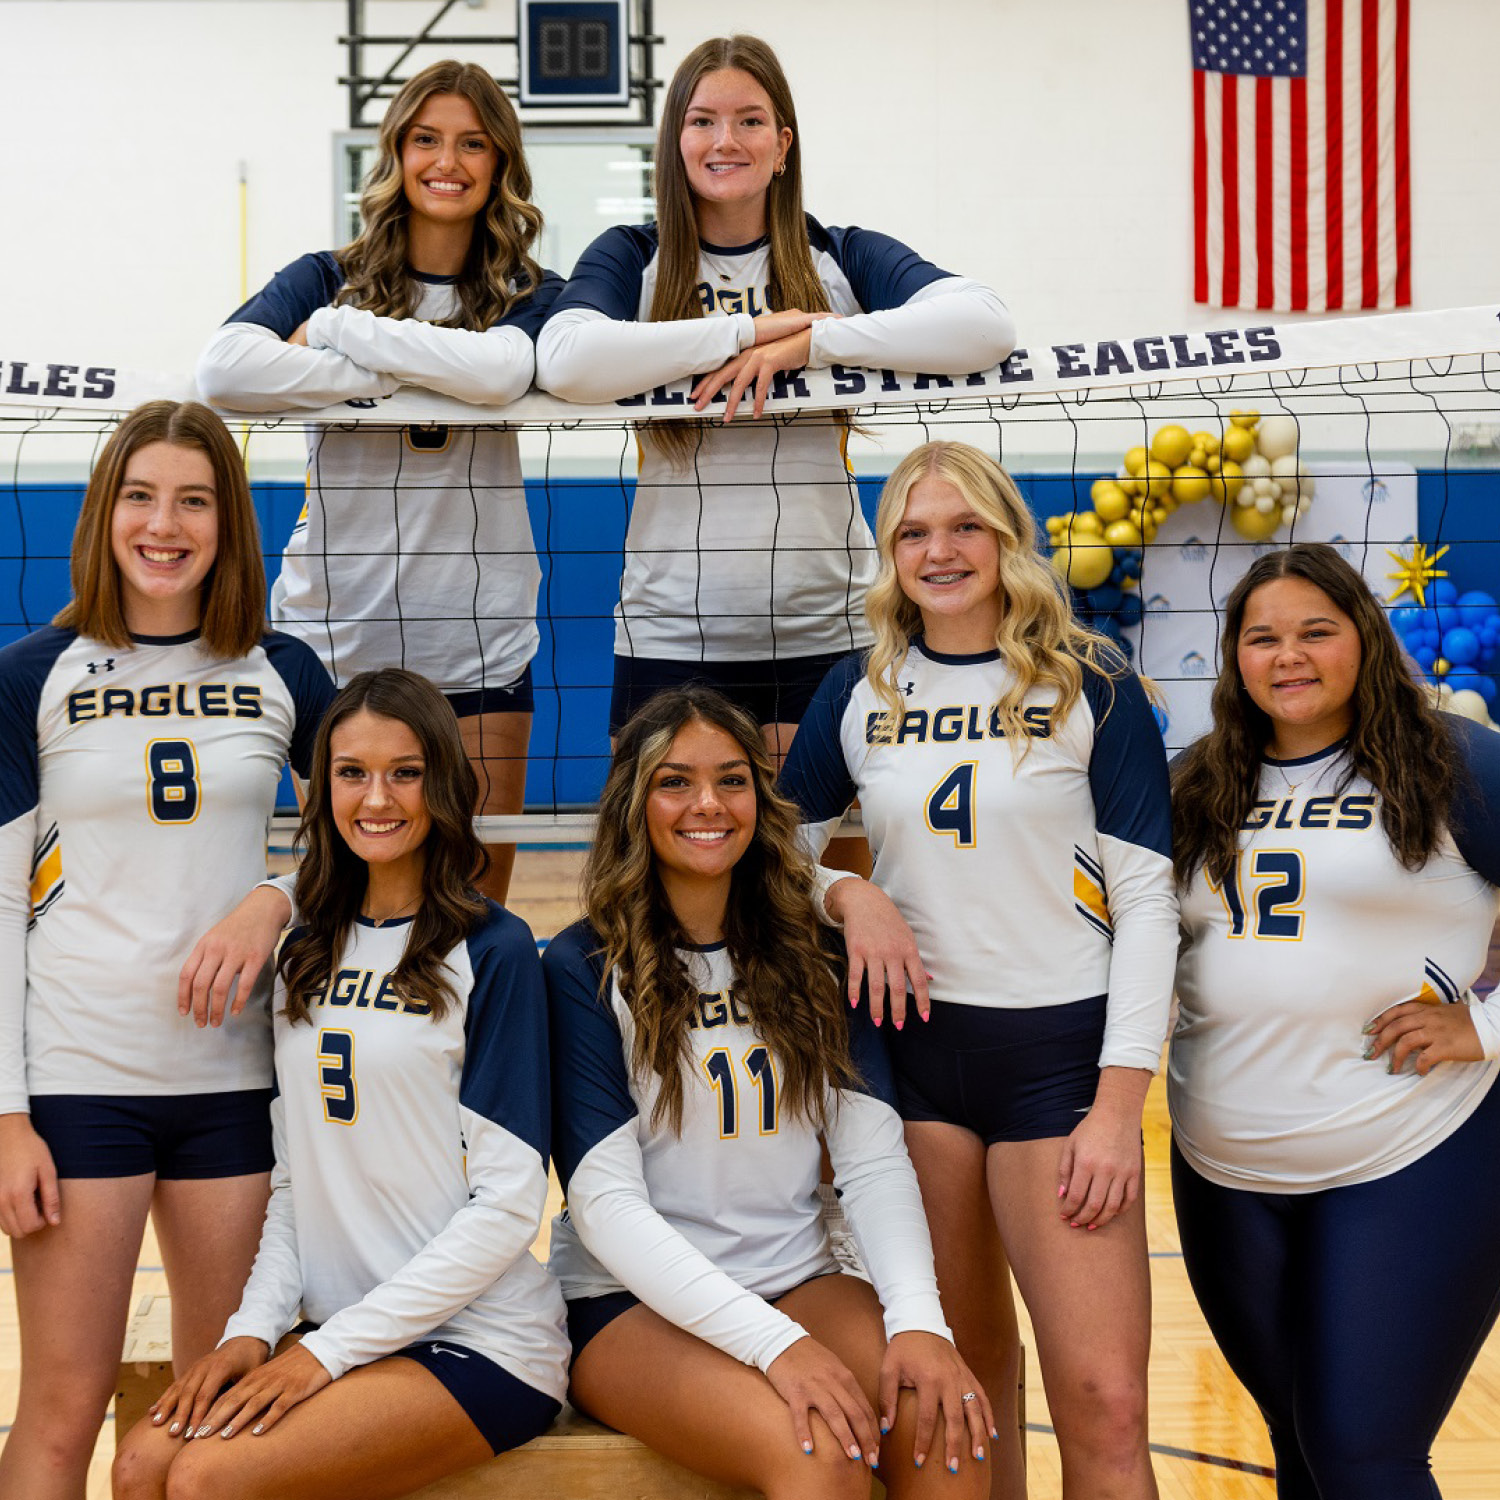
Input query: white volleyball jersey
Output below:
<box><xmin>1171</xmin><ymin>719</ymin><xmax>1500</xmax><ymax>1192</ymax></box>
<box><xmin>538</xmin><ymin>219</ymin><xmax>1015</xmax><ymax>661</ymax></box>
<box><xmin>0</xmin><ymin>627</ymin><xmax>332</xmax><ymax>1112</ymax></box>
<box><xmin>200</xmin><ymin>252</ymin><xmax>562</xmax><ymax>694</ymax></box>
<box><xmin>545</xmin><ymin>923</ymin><xmax>951</xmax><ymax>1373</ymax></box>
<box><xmin>223</xmin><ymin>905</ymin><xmax>569</xmax><ymax>1399</ymax></box>
<box><xmin>780</xmin><ymin>644</ymin><xmax>1177</xmax><ymax>1072</ymax></box>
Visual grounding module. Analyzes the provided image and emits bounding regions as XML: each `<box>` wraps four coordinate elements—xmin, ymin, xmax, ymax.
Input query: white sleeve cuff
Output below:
<box><xmin>1467</xmin><ymin>994</ymin><xmax>1500</xmax><ymax>1060</ymax></box>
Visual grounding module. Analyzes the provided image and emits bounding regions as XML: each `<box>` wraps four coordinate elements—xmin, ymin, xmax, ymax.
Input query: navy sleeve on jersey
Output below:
<box><xmin>226</xmin><ymin>252</ymin><xmax>344</xmax><ymax>337</ymax></box>
<box><xmin>0</xmin><ymin>628</ymin><xmax>71</xmax><ymax>824</ymax></box>
<box><xmin>462</xmin><ymin>904</ymin><xmax>551</xmax><ymax>1160</ymax></box>
<box><xmin>1082</xmin><ymin>659</ymin><xmax>1172</xmax><ymax>858</ymax></box>
<box><xmin>501</xmin><ymin>269</ymin><xmax>566</xmax><ymax>340</ymax></box>
<box><xmin>778</xmin><ymin>651</ymin><xmax>865</xmax><ymax>824</ymax></box>
<box><xmin>546</xmin><ymin>226</ymin><xmax>658</xmax><ymax>322</ymax></box>
<box><xmin>813</xmin><ymin>220</ymin><xmax>953</xmax><ymax>313</ymax></box>
<box><xmin>261</xmin><ymin>632</ymin><xmax>335</xmax><ymax>780</ymax></box>
<box><xmin>1447</xmin><ymin>714</ymin><xmax>1500</xmax><ymax>885</ymax></box>
<box><xmin>544</xmin><ymin>920</ymin><xmax>637</xmax><ymax>1190</ymax></box>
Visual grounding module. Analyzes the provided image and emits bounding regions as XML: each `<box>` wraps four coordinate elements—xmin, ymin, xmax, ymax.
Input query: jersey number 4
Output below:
<box><xmin>146</xmin><ymin>739</ymin><xmax>200</xmax><ymax>824</ymax></box>
<box><xmin>925</xmin><ymin>762</ymin><xmax>977</xmax><ymax>848</ymax></box>
<box><xmin>702</xmin><ymin>1046</ymin><xmax>779</xmax><ymax>1138</ymax></box>
<box><xmin>317</xmin><ymin>1029</ymin><xmax>359</xmax><ymax>1125</ymax></box>
<box><xmin>1210</xmin><ymin>849</ymin><xmax>1305</xmax><ymax>940</ymax></box>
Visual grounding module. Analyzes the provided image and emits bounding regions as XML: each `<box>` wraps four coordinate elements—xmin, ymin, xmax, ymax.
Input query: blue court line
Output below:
<box><xmin>1026</xmin><ymin>1424</ymin><xmax>1275</xmax><ymax>1479</ymax></box>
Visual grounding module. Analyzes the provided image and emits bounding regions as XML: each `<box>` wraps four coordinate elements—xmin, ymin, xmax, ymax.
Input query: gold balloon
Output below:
<box><xmin>1221</xmin><ymin>425</ymin><xmax>1256</xmax><ymax>464</ymax></box>
<box><xmin>1229</xmin><ymin>502</ymin><xmax>1281</xmax><ymax>540</ymax></box>
<box><xmin>1150</xmin><ymin>424</ymin><xmax>1194</xmax><ymax>469</ymax></box>
<box><xmin>1171</xmin><ymin>465</ymin><xmax>1212</xmax><ymax>503</ymax></box>
<box><xmin>1051</xmin><ymin>540</ymin><xmax>1115</xmax><ymax>590</ymax></box>
<box><xmin>1093</xmin><ymin>483</ymin><xmax>1130</xmax><ymax>524</ymax></box>
<box><xmin>1103</xmin><ymin>520</ymin><xmax>1144</xmax><ymax>548</ymax></box>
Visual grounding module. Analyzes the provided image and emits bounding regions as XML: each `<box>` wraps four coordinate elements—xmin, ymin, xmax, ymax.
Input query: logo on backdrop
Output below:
<box><xmin>1179</xmin><ymin>538</ymin><xmax>1208</xmax><ymax>562</ymax></box>
<box><xmin>1362</xmin><ymin>479</ymin><xmax>1390</xmax><ymax>507</ymax></box>
<box><xmin>1180</xmin><ymin>651</ymin><xmax>1210</xmax><ymax>678</ymax></box>
<box><xmin>1144</xmin><ymin>593</ymin><xmax>1172</xmax><ymax>614</ymax></box>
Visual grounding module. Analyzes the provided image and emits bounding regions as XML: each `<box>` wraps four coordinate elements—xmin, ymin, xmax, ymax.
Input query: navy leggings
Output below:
<box><xmin>1172</xmin><ymin>1077</ymin><xmax>1500</xmax><ymax>1500</ymax></box>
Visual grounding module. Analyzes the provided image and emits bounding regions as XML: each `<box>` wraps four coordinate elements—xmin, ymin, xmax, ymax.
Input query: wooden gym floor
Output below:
<box><xmin>2</xmin><ymin>845</ymin><xmax>1498</xmax><ymax>1498</ymax></box>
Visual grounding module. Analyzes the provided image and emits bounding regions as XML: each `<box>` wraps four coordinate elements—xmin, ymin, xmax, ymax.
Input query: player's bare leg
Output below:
<box><xmin>0</xmin><ymin>1175</ymin><xmax>154</xmax><ymax>1500</ymax></box>
<box><xmin>904</xmin><ymin>1121</ymin><xmax>1028</xmax><ymax>1500</ymax></box>
<box><xmin>459</xmin><ymin>709</ymin><xmax>530</xmax><ymax>904</ymax></box>
<box><xmin>988</xmin><ymin>1137</ymin><xmax>1157</xmax><ymax>1500</ymax></box>
<box><xmin>151</xmin><ymin>1173</ymin><xmax>270</xmax><ymax>1372</ymax></box>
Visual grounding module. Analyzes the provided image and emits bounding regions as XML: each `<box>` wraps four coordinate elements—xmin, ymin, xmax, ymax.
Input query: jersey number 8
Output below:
<box><xmin>146</xmin><ymin>739</ymin><xmax>201</xmax><ymax>824</ymax></box>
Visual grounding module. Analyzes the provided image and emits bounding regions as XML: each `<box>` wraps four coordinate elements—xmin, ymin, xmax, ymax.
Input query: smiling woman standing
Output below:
<box><xmin>0</xmin><ymin>401</ymin><xmax>332</xmax><ymax>1500</ymax></box>
<box><xmin>1170</xmin><ymin>544</ymin><xmax>1500</xmax><ymax>1500</ymax></box>
<box><xmin>537</xmin><ymin>35</ymin><xmax>1014</xmax><ymax>780</ymax></box>
<box><xmin>780</xmin><ymin>441</ymin><xmax>1176</xmax><ymax>1500</ymax></box>
<box><xmin>197</xmin><ymin>59</ymin><xmax>559</xmax><ymax>904</ymax></box>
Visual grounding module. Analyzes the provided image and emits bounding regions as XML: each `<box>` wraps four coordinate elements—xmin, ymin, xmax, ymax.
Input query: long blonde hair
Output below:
<box><xmin>648</xmin><ymin>36</ymin><xmax>829</xmax><ymax>464</ymax></box>
<box><xmin>865</xmin><ymin>441</ymin><xmax>1116</xmax><ymax>749</ymax></box>
<box><xmin>336</xmin><ymin>60</ymin><xmax>543</xmax><ymax>330</ymax></box>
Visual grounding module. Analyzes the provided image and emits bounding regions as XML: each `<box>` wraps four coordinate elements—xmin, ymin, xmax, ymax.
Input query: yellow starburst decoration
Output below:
<box><xmin>1386</xmin><ymin>541</ymin><xmax>1450</xmax><ymax>606</ymax></box>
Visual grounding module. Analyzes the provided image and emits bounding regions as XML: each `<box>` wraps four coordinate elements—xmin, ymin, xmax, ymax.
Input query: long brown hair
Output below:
<box><xmin>583</xmin><ymin>686</ymin><xmax>856</xmax><ymax>1133</ymax></box>
<box><xmin>336</xmin><ymin>60</ymin><xmax>543</xmax><ymax>330</ymax></box>
<box><xmin>648</xmin><ymin>35</ymin><xmax>830</xmax><ymax>464</ymax></box>
<box><xmin>54</xmin><ymin>400</ymin><xmax>266</xmax><ymax>657</ymax></box>
<box><xmin>866</xmin><ymin>441</ymin><xmax>1117</xmax><ymax>752</ymax></box>
<box><xmin>279</xmin><ymin>669</ymin><xmax>489</xmax><ymax>1024</ymax></box>
<box><xmin>1172</xmin><ymin>543</ymin><xmax>1460</xmax><ymax>887</ymax></box>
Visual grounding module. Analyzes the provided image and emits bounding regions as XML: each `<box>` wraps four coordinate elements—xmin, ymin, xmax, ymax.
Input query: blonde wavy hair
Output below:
<box><xmin>865</xmin><ymin>441</ymin><xmax>1117</xmax><ymax>751</ymax></box>
<box><xmin>336</xmin><ymin>60</ymin><xmax>543</xmax><ymax>330</ymax></box>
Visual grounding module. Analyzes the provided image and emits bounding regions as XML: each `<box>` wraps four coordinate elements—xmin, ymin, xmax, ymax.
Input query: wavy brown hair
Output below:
<box><xmin>583</xmin><ymin>686</ymin><xmax>856</xmax><ymax>1133</ymax></box>
<box><xmin>866</xmin><ymin>441</ymin><xmax>1119</xmax><ymax>754</ymax></box>
<box><xmin>335</xmin><ymin>60</ymin><xmax>543</xmax><ymax>330</ymax></box>
<box><xmin>279</xmin><ymin>669</ymin><xmax>488</xmax><ymax>1024</ymax></box>
<box><xmin>55</xmin><ymin>400</ymin><xmax>266</xmax><ymax>657</ymax></box>
<box><xmin>648</xmin><ymin>35</ymin><xmax>830</xmax><ymax>464</ymax></box>
<box><xmin>1172</xmin><ymin>543</ymin><xmax>1460</xmax><ymax>887</ymax></box>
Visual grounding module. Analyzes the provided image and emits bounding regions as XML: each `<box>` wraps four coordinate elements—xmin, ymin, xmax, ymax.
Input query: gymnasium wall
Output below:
<box><xmin>4</xmin><ymin>0</ymin><xmax>1499</xmax><ymax>378</ymax></box>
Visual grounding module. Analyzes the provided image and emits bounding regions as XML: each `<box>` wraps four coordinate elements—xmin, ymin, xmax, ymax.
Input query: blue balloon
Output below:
<box><xmin>1442</xmin><ymin>627</ymin><xmax>1481</xmax><ymax>666</ymax></box>
<box><xmin>1391</xmin><ymin>606</ymin><xmax>1423</xmax><ymax>635</ymax></box>
<box><xmin>1459</xmin><ymin>591</ymin><xmax>1498</xmax><ymax>629</ymax></box>
<box><xmin>1447</xmin><ymin>667</ymin><xmax>1499</xmax><ymax>704</ymax></box>
<box><xmin>1482</xmin><ymin>616</ymin><xmax>1500</xmax><ymax>641</ymax></box>
<box><xmin>1088</xmin><ymin>583</ymin><xmax>1124</xmax><ymax>614</ymax></box>
<box><xmin>1409</xmin><ymin>644</ymin><xmax>1438</xmax><ymax>674</ymax></box>
<box><xmin>1117</xmin><ymin>593</ymin><xmax>1144</xmax><ymax>627</ymax></box>
<box><xmin>1433</xmin><ymin>579</ymin><xmax>1459</xmax><ymax>606</ymax></box>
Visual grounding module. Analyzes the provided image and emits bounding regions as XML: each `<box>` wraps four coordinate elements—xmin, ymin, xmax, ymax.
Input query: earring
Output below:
<box><xmin>775</xmin><ymin>160</ymin><xmax>786</xmax><ymax>177</ymax></box>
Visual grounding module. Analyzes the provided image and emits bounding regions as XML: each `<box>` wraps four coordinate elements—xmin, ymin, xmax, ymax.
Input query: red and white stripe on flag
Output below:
<box><xmin>1191</xmin><ymin>0</ymin><xmax>1410</xmax><ymax>312</ymax></box>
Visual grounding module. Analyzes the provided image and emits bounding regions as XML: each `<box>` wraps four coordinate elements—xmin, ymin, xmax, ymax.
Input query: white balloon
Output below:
<box><xmin>1281</xmin><ymin>503</ymin><xmax>1298</xmax><ymax>525</ymax></box>
<box><xmin>1255</xmin><ymin>493</ymin><xmax>1278</xmax><ymax>514</ymax></box>
<box><xmin>1448</xmin><ymin>689</ymin><xmax>1493</xmax><ymax>725</ymax></box>
<box><xmin>1252</xmin><ymin>476</ymin><xmax>1277</xmax><ymax>498</ymax></box>
<box><xmin>1257</xmin><ymin>415</ymin><xmax>1300</xmax><ymax>462</ymax></box>
<box><xmin>1240</xmin><ymin>453</ymin><xmax>1272</xmax><ymax>480</ymax></box>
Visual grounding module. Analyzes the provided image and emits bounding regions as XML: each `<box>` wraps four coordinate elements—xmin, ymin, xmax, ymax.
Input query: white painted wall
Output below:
<box><xmin>2</xmin><ymin>0</ymin><xmax>1497</xmax><ymax>377</ymax></box>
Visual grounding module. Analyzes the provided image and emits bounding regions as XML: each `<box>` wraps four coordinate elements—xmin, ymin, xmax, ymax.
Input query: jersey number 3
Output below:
<box><xmin>318</xmin><ymin>1029</ymin><xmax>359</xmax><ymax>1125</ymax></box>
<box><xmin>146</xmin><ymin>739</ymin><xmax>201</xmax><ymax>824</ymax></box>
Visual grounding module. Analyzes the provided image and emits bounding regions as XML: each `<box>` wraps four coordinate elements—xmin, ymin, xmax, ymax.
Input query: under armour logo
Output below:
<box><xmin>901</xmin><ymin>680</ymin><xmax>915</xmax><ymax>697</ymax></box>
<box><xmin>427</xmin><ymin>1344</ymin><xmax>468</xmax><ymax>1359</ymax></box>
<box><xmin>87</xmin><ymin>659</ymin><xmax>115</xmax><ymax>674</ymax></box>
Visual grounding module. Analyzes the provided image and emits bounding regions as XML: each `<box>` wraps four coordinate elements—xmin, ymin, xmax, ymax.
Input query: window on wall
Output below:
<box><xmin>334</xmin><ymin>128</ymin><xmax>654</xmax><ymax>276</ymax></box>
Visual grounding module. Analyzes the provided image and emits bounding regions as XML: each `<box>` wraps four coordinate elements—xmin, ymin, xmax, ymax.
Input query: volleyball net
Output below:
<box><xmin>3</xmin><ymin>303</ymin><xmax>1498</xmax><ymax>833</ymax></box>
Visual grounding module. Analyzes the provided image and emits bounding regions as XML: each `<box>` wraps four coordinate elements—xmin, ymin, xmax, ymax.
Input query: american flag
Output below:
<box><xmin>1191</xmin><ymin>0</ymin><xmax>1410</xmax><ymax>311</ymax></box>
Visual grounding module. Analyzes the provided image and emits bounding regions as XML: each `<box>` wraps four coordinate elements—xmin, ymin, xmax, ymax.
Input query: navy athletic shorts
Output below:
<box><xmin>885</xmin><ymin>995</ymin><xmax>1106</xmax><ymax>1142</ymax></box>
<box><xmin>399</xmin><ymin>1339</ymin><xmax>561</xmax><ymax>1455</ymax></box>
<box><xmin>29</xmin><ymin>1089</ymin><xmax>275</xmax><ymax>1179</ymax></box>
<box><xmin>446</xmin><ymin>665</ymin><xmax>534</xmax><ymax>719</ymax></box>
<box><xmin>610</xmin><ymin>651</ymin><xmax>848</xmax><ymax>734</ymax></box>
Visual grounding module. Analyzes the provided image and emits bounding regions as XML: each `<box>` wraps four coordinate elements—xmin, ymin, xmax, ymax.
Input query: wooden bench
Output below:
<box><xmin>117</xmin><ymin>1294</ymin><xmax>1024</xmax><ymax>1498</ymax></box>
